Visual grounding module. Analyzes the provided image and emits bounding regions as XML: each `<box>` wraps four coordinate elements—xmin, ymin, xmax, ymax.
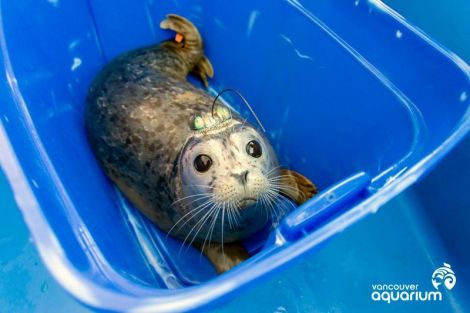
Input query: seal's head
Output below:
<box><xmin>173</xmin><ymin>106</ymin><xmax>281</xmax><ymax>244</ymax></box>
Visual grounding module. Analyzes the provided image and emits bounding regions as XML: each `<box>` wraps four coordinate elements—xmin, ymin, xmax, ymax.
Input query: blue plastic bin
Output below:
<box><xmin>0</xmin><ymin>0</ymin><xmax>469</xmax><ymax>312</ymax></box>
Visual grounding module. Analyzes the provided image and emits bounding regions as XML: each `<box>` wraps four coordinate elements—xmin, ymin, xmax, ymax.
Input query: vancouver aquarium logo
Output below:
<box><xmin>432</xmin><ymin>263</ymin><xmax>456</xmax><ymax>291</ymax></box>
<box><xmin>371</xmin><ymin>262</ymin><xmax>456</xmax><ymax>303</ymax></box>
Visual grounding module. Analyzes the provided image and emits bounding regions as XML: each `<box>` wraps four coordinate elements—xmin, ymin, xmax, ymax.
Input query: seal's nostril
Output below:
<box><xmin>241</xmin><ymin>170</ymin><xmax>249</xmax><ymax>185</ymax></box>
<box><xmin>242</xmin><ymin>171</ymin><xmax>248</xmax><ymax>184</ymax></box>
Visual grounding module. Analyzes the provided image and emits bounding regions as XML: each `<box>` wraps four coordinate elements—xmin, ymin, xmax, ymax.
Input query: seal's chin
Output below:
<box><xmin>238</xmin><ymin>197</ymin><xmax>257</xmax><ymax>208</ymax></box>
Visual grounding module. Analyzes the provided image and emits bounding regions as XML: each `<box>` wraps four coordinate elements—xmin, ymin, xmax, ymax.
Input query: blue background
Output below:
<box><xmin>1</xmin><ymin>0</ymin><xmax>469</xmax><ymax>312</ymax></box>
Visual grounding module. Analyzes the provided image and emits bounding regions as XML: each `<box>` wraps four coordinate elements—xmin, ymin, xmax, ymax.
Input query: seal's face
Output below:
<box><xmin>176</xmin><ymin>121</ymin><xmax>280</xmax><ymax>243</ymax></box>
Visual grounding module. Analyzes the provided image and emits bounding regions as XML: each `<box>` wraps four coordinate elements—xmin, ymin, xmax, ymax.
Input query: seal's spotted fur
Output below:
<box><xmin>86</xmin><ymin>15</ymin><xmax>280</xmax><ymax>243</ymax></box>
<box><xmin>86</xmin><ymin>14</ymin><xmax>317</xmax><ymax>271</ymax></box>
<box><xmin>86</xmin><ymin>17</ymin><xmax>213</xmax><ymax>234</ymax></box>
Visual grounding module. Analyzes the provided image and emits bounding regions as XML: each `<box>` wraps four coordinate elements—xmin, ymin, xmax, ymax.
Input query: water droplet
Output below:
<box><xmin>460</xmin><ymin>91</ymin><xmax>468</xmax><ymax>102</ymax></box>
<box><xmin>274</xmin><ymin>306</ymin><xmax>288</xmax><ymax>313</ymax></box>
<box><xmin>40</xmin><ymin>281</ymin><xmax>49</xmax><ymax>292</ymax></box>
<box><xmin>326</xmin><ymin>193</ymin><xmax>335</xmax><ymax>202</ymax></box>
<box><xmin>71</xmin><ymin>57</ymin><xmax>82</xmax><ymax>71</ymax></box>
<box><xmin>47</xmin><ymin>0</ymin><xmax>59</xmax><ymax>7</ymax></box>
<box><xmin>68</xmin><ymin>39</ymin><xmax>80</xmax><ymax>51</ymax></box>
<box><xmin>354</xmin><ymin>0</ymin><xmax>360</xmax><ymax>6</ymax></box>
<box><xmin>246</xmin><ymin>10</ymin><xmax>260</xmax><ymax>39</ymax></box>
<box><xmin>396</xmin><ymin>30</ymin><xmax>403</xmax><ymax>39</ymax></box>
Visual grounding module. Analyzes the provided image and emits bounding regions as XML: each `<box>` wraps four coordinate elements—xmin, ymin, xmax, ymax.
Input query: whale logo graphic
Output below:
<box><xmin>432</xmin><ymin>263</ymin><xmax>456</xmax><ymax>290</ymax></box>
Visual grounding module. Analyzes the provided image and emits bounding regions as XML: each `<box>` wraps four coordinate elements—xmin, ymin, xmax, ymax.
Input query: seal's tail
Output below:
<box><xmin>160</xmin><ymin>14</ymin><xmax>214</xmax><ymax>87</ymax></box>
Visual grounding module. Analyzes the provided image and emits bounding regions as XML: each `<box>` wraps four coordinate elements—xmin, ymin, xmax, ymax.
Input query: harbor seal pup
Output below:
<box><xmin>86</xmin><ymin>14</ymin><xmax>316</xmax><ymax>272</ymax></box>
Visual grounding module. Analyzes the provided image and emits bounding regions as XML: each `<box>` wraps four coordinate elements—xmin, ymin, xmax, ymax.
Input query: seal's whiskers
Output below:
<box><xmin>179</xmin><ymin>203</ymin><xmax>218</xmax><ymax>254</ymax></box>
<box><xmin>166</xmin><ymin>197</ymin><xmax>214</xmax><ymax>236</ymax></box>
<box><xmin>264</xmin><ymin>188</ymin><xmax>285</xmax><ymax>223</ymax></box>
<box><xmin>184</xmin><ymin>201</ymin><xmax>222</xmax><ymax>250</ymax></box>
<box><xmin>199</xmin><ymin>203</ymin><xmax>221</xmax><ymax>260</ymax></box>
<box><xmin>266</xmin><ymin>165</ymin><xmax>283</xmax><ymax>176</ymax></box>
<box><xmin>170</xmin><ymin>193</ymin><xmax>212</xmax><ymax>207</ymax></box>
<box><xmin>226</xmin><ymin>202</ymin><xmax>234</xmax><ymax>229</ymax></box>
<box><xmin>182</xmin><ymin>184</ymin><xmax>216</xmax><ymax>189</ymax></box>
<box><xmin>220</xmin><ymin>204</ymin><xmax>226</xmax><ymax>268</ymax></box>
<box><xmin>257</xmin><ymin>194</ymin><xmax>271</xmax><ymax>224</ymax></box>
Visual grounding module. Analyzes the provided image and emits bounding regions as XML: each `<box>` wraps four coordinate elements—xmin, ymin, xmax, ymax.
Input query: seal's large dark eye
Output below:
<box><xmin>246</xmin><ymin>140</ymin><xmax>262</xmax><ymax>158</ymax></box>
<box><xmin>194</xmin><ymin>154</ymin><xmax>213</xmax><ymax>173</ymax></box>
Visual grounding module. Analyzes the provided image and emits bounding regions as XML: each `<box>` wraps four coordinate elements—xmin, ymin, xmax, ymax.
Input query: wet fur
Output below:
<box><xmin>86</xmin><ymin>15</ymin><xmax>216</xmax><ymax>236</ymax></box>
<box><xmin>86</xmin><ymin>14</ymin><xmax>283</xmax><ymax>244</ymax></box>
<box><xmin>86</xmin><ymin>14</ymin><xmax>317</xmax><ymax>273</ymax></box>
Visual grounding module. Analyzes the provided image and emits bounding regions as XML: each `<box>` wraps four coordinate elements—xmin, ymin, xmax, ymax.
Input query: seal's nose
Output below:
<box><xmin>232</xmin><ymin>170</ymin><xmax>249</xmax><ymax>185</ymax></box>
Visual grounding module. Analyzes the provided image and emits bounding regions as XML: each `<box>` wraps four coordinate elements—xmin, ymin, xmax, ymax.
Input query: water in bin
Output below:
<box><xmin>0</xmin><ymin>0</ymin><xmax>469</xmax><ymax>312</ymax></box>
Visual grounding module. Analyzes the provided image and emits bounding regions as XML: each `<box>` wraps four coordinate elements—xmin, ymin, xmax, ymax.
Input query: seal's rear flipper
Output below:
<box><xmin>278</xmin><ymin>169</ymin><xmax>318</xmax><ymax>205</ymax></box>
<box><xmin>191</xmin><ymin>55</ymin><xmax>214</xmax><ymax>88</ymax></box>
<box><xmin>196</xmin><ymin>242</ymin><xmax>249</xmax><ymax>274</ymax></box>
<box><xmin>160</xmin><ymin>14</ymin><xmax>214</xmax><ymax>86</ymax></box>
<box><xmin>160</xmin><ymin>14</ymin><xmax>202</xmax><ymax>51</ymax></box>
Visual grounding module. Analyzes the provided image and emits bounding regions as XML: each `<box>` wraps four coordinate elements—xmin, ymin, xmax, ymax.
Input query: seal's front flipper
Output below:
<box><xmin>196</xmin><ymin>242</ymin><xmax>249</xmax><ymax>274</ymax></box>
<box><xmin>279</xmin><ymin>169</ymin><xmax>318</xmax><ymax>205</ymax></box>
<box><xmin>191</xmin><ymin>55</ymin><xmax>214</xmax><ymax>88</ymax></box>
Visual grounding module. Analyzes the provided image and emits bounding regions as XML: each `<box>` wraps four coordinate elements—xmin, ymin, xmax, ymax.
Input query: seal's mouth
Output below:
<box><xmin>239</xmin><ymin>197</ymin><xmax>257</xmax><ymax>208</ymax></box>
